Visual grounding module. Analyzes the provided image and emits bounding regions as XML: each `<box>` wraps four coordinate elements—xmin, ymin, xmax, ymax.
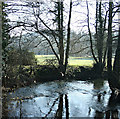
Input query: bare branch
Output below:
<box><xmin>35</xmin><ymin>21</ymin><xmax>60</xmax><ymax>62</ymax></box>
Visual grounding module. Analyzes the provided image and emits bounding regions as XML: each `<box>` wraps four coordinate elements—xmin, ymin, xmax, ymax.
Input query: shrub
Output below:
<box><xmin>34</xmin><ymin>65</ymin><xmax>61</xmax><ymax>81</ymax></box>
<box><xmin>7</xmin><ymin>48</ymin><xmax>37</xmax><ymax>66</ymax></box>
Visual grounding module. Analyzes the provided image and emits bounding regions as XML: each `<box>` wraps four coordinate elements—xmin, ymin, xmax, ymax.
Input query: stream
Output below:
<box><xmin>3</xmin><ymin>79</ymin><xmax>120</xmax><ymax>118</ymax></box>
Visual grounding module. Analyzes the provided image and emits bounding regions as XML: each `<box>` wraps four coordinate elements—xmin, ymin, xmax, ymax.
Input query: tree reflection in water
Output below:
<box><xmin>65</xmin><ymin>94</ymin><xmax>69</xmax><ymax>119</ymax></box>
<box><xmin>20</xmin><ymin>100</ymin><xmax>22</xmax><ymax>118</ymax></box>
<box><xmin>54</xmin><ymin>94</ymin><xmax>69</xmax><ymax>119</ymax></box>
<box><xmin>105</xmin><ymin>93</ymin><xmax>120</xmax><ymax>119</ymax></box>
<box><xmin>92</xmin><ymin>80</ymin><xmax>120</xmax><ymax>119</ymax></box>
<box><xmin>94</xmin><ymin>90</ymin><xmax>120</xmax><ymax>119</ymax></box>
<box><xmin>3</xmin><ymin>80</ymin><xmax>120</xmax><ymax>118</ymax></box>
<box><xmin>44</xmin><ymin>97</ymin><xmax>59</xmax><ymax>118</ymax></box>
<box><xmin>55</xmin><ymin>94</ymin><xmax>63</xmax><ymax>118</ymax></box>
<box><xmin>10</xmin><ymin>92</ymin><xmax>120</xmax><ymax>118</ymax></box>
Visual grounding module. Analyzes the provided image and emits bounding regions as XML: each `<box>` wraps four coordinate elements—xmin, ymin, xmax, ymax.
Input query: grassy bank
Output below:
<box><xmin>2</xmin><ymin>55</ymin><xmax>108</xmax><ymax>91</ymax></box>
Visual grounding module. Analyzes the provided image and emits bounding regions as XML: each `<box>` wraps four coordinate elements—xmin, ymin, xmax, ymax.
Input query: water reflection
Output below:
<box><xmin>65</xmin><ymin>94</ymin><xmax>69</xmax><ymax>119</ymax></box>
<box><xmin>105</xmin><ymin>93</ymin><xmax>120</xmax><ymax>119</ymax></box>
<box><xmin>94</xmin><ymin>110</ymin><xmax>104</xmax><ymax>119</ymax></box>
<box><xmin>93</xmin><ymin>80</ymin><xmax>120</xmax><ymax>119</ymax></box>
<box><xmin>2</xmin><ymin>80</ymin><xmax>120</xmax><ymax>118</ymax></box>
<box><xmin>54</xmin><ymin>94</ymin><xmax>69</xmax><ymax>119</ymax></box>
<box><xmin>55</xmin><ymin>94</ymin><xmax>63</xmax><ymax>118</ymax></box>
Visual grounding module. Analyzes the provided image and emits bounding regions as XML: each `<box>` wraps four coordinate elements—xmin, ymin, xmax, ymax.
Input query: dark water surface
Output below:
<box><xmin>3</xmin><ymin>80</ymin><xmax>120</xmax><ymax>118</ymax></box>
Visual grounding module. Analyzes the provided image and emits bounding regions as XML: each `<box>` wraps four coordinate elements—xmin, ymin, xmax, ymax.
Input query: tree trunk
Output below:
<box><xmin>107</xmin><ymin>1</ymin><xmax>114</xmax><ymax>91</ymax></box>
<box><xmin>107</xmin><ymin>2</ymin><xmax>113</xmax><ymax>73</ymax></box>
<box><xmin>103</xmin><ymin>11</ymin><xmax>108</xmax><ymax>66</ymax></box>
<box><xmin>95</xmin><ymin>1</ymin><xmax>98</xmax><ymax>44</ymax></box>
<box><xmin>87</xmin><ymin>1</ymin><xmax>98</xmax><ymax>64</ymax></box>
<box><xmin>110</xmin><ymin>26</ymin><xmax>120</xmax><ymax>90</ymax></box>
<box><xmin>58</xmin><ymin>2</ymin><xmax>64</xmax><ymax>73</ymax></box>
<box><xmin>113</xmin><ymin>26</ymin><xmax>120</xmax><ymax>78</ymax></box>
<box><xmin>64</xmin><ymin>1</ymin><xmax>72</xmax><ymax>74</ymax></box>
<box><xmin>0</xmin><ymin>2</ymin><xmax>2</xmax><ymax>80</ymax></box>
<box><xmin>95</xmin><ymin>1</ymin><xmax>104</xmax><ymax>75</ymax></box>
<box><xmin>0</xmin><ymin>2</ymin><xmax>2</xmax><ymax>119</ymax></box>
<box><xmin>98</xmin><ymin>2</ymin><xmax>103</xmax><ymax>64</ymax></box>
<box><xmin>94</xmin><ymin>1</ymin><xmax>108</xmax><ymax>75</ymax></box>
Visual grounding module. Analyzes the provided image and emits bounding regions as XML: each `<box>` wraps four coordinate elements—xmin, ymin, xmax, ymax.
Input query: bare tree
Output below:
<box><xmin>7</xmin><ymin>1</ymin><xmax>73</xmax><ymax>76</ymax></box>
<box><xmin>94</xmin><ymin>1</ymin><xmax>108</xmax><ymax>74</ymax></box>
<box><xmin>86</xmin><ymin>1</ymin><xmax>98</xmax><ymax>63</ymax></box>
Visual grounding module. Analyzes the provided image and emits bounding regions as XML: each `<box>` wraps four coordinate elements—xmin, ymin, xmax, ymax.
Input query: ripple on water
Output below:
<box><xmin>4</xmin><ymin>80</ymin><xmax>120</xmax><ymax>118</ymax></box>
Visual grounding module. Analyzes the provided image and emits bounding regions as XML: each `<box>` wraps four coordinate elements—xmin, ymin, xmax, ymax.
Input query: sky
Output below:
<box><xmin>6</xmin><ymin>0</ymin><xmax>119</xmax><ymax>36</ymax></box>
<box><xmin>7</xmin><ymin>0</ymin><xmax>96</xmax><ymax>35</ymax></box>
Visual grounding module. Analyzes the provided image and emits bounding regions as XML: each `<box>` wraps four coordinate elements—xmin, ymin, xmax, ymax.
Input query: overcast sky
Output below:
<box><xmin>7</xmin><ymin>0</ymin><xmax>119</xmax><ymax>36</ymax></box>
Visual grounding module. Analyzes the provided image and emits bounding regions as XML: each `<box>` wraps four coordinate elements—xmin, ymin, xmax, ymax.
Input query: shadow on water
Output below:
<box><xmin>2</xmin><ymin>79</ymin><xmax>120</xmax><ymax>118</ymax></box>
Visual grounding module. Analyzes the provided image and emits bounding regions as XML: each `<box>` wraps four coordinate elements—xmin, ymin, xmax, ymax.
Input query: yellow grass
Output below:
<box><xmin>68</xmin><ymin>59</ymin><xmax>94</xmax><ymax>66</ymax></box>
<box><xmin>35</xmin><ymin>55</ymin><xmax>94</xmax><ymax>66</ymax></box>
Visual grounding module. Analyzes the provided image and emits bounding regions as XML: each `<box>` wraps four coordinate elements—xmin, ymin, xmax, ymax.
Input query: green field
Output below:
<box><xmin>35</xmin><ymin>55</ymin><xmax>94</xmax><ymax>66</ymax></box>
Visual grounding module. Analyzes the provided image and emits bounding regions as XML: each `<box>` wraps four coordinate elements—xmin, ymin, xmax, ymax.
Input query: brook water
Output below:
<box><xmin>3</xmin><ymin>79</ymin><xmax>120</xmax><ymax>118</ymax></box>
